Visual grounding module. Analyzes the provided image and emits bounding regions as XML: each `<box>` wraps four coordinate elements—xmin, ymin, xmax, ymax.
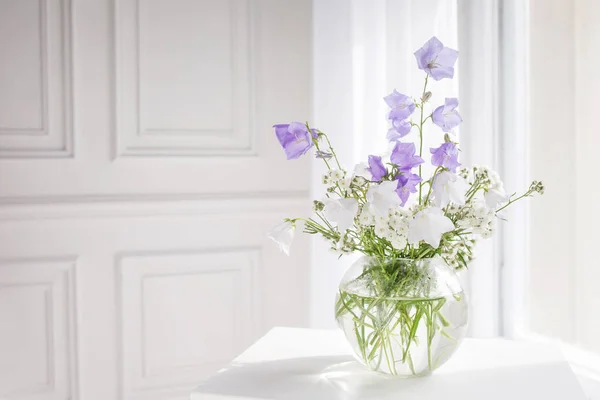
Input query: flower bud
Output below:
<box><xmin>444</xmin><ymin>133</ymin><xmax>453</xmax><ymax>143</ymax></box>
<box><xmin>313</xmin><ymin>200</ymin><xmax>325</xmax><ymax>211</ymax></box>
<box><xmin>422</xmin><ymin>91</ymin><xmax>432</xmax><ymax>102</ymax></box>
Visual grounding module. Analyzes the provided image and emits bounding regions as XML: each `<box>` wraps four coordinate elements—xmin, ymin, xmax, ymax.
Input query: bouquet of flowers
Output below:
<box><xmin>268</xmin><ymin>37</ymin><xmax>543</xmax><ymax>376</ymax></box>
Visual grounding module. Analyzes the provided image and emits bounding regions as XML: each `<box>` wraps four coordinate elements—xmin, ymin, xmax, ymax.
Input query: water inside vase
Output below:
<box><xmin>335</xmin><ymin>288</ymin><xmax>468</xmax><ymax>376</ymax></box>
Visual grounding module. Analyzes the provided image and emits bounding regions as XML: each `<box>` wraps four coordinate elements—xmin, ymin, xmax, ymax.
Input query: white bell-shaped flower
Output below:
<box><xmin>267</xmin><ymin>220</ymin><xmax>296</xmax><ymax>255</ymax></box>
<box><xmin>432</xmin><ymin>171</ymin><xmax>468</xmax><ymax>207</ymax></box>
<box><xmin>366</xmin><ymin>180</ymin><xmax>402</xmax><ymax>217</ymax></box>
<box><xmin>484</xmin><ymin>186</ymin><xmax>508</xmax><ymax>209</ymax></box>
<box><xmin>353</xmin><ymin>162</ymin><xmax>371</xmax><ymax>179</ymax></box>
<box><xmin>323</xmin><ymin>198</ymin><xmax>359</xmax><ymax>233</ymax></box>
<box><xmin>408</xmin><ymin>207</ymin><xmax>455</xmax><ymax>248</ymax></box>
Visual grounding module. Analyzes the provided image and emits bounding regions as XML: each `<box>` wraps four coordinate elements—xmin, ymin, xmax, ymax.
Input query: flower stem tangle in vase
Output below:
<box><xmin>268</xmin><ymin>36</ymin><xmax>543</xmax><ymax>377</ymax></box>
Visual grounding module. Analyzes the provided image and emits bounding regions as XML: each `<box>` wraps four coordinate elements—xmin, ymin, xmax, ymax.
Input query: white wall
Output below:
<box><xmin>527</xmin><ymin>0</ymin><xmax>600</xmax><ymax>369</ymax></box>
<box><xmin>0</xmin><ymin>1</ymin><xmax>312</xmax><ymax>399</ymax></box>
<box><xmin>528</xmin><ymin>0</ymin><xmax>576</xmax><ymax>343</ymax></box>
<box><xmin>574</xmin><ymin>0</ymin><xmax>600</xmax><ymax>356</ymax></box>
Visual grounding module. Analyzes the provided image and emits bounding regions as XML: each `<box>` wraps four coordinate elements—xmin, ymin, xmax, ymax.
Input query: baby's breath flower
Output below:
<box><xmin>374</xmin><ymin>222</ymin><xmax>390</xmax><ymax>238</ymax></box>
<box><xmin>330</xmin><ymin>233</ymin><xmax>356</xmax><ymax>255</ymax></box>
<box><xmin>323</xmin><ymin>169</ymin><xmax>347</xmax><ymax>186</ymax></box>
<box><xmin>457</xmin><ymin>201</ymin><xmax>495</xmax><ymax>238</ymax></box>
<box><xmin>351</xmin><ymin>175</ymin><xmax>368</xmax><ymax>187</ymax></box>
<box><xmin>358</xmin><ymin>207</ymin><xmax>375</xmax><ymax>227</ymax></box>
<box><xmin>530</xmin><ymin>180</ymin><xmax>545</xmax><ymax>195</ymax></box>
<box><xmin>313</xmin><ymin>200</ymin><xmax>325</xmax><ymax>212</ymax></box>
<box><xmin>389</xmin><ymin>232</ymin><xmax>407</xmax><ymax>249</ymax></box>
<box><xmin>339</xmin><ymin>177</ymin><xmax>353</xmax><ymax>192</ymax></box>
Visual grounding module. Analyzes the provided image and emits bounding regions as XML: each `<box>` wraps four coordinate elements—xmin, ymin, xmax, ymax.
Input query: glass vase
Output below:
<box><xmin>334</xmin><ymin>256</ymin><xmax>468</xmax><ymax>377</ymax></box>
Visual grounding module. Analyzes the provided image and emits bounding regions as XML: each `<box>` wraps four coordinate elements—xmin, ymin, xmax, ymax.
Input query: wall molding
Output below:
<box><xmin>0</xmin><ymin>191</ymin><xmax>309</xmax><ymax>221</ymax></box>
<box><xmin>116</xmin><ymin>247</ymin><xmax>261</xmax><ymax>399</ymax></box>
<box><xmin>113</xmin><ymin>0</ymin><xmax>257</xmax><ymax>158</ymax></box>
<box><xmin>0</xmin><ymin>0</ymin><xmax>49</xmax><ymax>136</ymax></box>
<box><xmin>0</xmin><ymin>256</ymin><xmax>78</xmax><ymax>400</ymax></box>
<box><xmin>0</xmin><ymin>0</ymin><xmax>74</xmax><ymax>158</ymax></box>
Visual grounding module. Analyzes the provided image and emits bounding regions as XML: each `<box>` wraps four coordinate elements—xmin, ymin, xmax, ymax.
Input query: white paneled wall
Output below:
<box><xmin>0</xmin><ymin>0</ymin><xmax>73</xmax><ymax>156</ymax></box>
<box><xmin>0</xmin><ymin>1</ymin><xmax>312</xmax><ymax>399</ymax></box>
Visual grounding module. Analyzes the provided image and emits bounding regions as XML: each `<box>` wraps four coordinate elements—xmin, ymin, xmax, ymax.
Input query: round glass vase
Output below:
<box><xmin>334</xmin><ymin>256</ymin><xmax>468</xmax><ymax>377</ymax></box>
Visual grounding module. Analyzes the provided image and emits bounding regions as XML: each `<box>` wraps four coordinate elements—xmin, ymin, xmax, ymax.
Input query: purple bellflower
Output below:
<box><xmin>384</xmin><ymin>90</ymin><xmax>414</xmax><ymax>140</ymax></box>
<box><xmin>432</xmin><ymin>98</ymin><xmax>462</xmax><ymax>132</ymax></box>
<box><xmin>430</xmin><ymin>142</ymin><xmax>461</xmax><ymax>173</ymax></box>
<box><xmin>387</xmin><ymin>119</ymin><xmax>412</xmax><ymax>141</ymax></box>
<box><xmin>390</xmin><ymin>142</ymin><xmax>424</xmax><ymax>172</ymax></box>
<box><xmin>274</xmin><ymin>122</ymin><xmax>315</xmax><ymax>160</ymax></box>
<box><xmin>384</xmin><ymin>90</ymin><xmax>415</xmax><ymax>121</ymax></box>
<box><xmin>366</xmin><ymin>155</ymin><xmax>386</xmax><ymax>182</ymax></box>
<box><xmin>414</xmin><ymin>37</ymin><xmax>459</xmax><ymax>81</ymax></box>
<box><xmin>395</xmin><ymin>173</ymin><xmax>422</xmax><ymax>206</ymax></box>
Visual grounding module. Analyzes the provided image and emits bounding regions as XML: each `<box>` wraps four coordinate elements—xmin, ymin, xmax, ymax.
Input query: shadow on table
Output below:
<box><xmin>194</xmin><ymin>355</ymin><xmax>585</xmax><ymax>400</ymax></box>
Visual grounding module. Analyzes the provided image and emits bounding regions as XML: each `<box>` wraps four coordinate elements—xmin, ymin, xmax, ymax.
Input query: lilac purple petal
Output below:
<box><xmin>432</xmin><ymin>98</ymin><xmax>462</xmax><ymax>132</ymax></box>
<box><xmin>366</xmin><ymin>155</ymin><xmax>387</xmax><ymax>182</ymax></box>
<box><xmin>430</xmin><ymin>142</ymin><xmax>461</xmax><ymax>173</ymax></box>
<box><xmin>390</xmin><ymin>142</ymin><xmax>424</xmax><ymax>172</ymax></box>
<box><xmin>384</xmin><ymin>90</ymin><xmax>415</xmax><ymax>124</ymax></box>
<box><xmin>395</xmin><ymin>173</ymin><xmax>422</xmax><ymax>206</ymax></box>
<box><xmin>274</xmin><ymin>122</ymin><xmax>314</xmax><ymax>160</ymax></box>
<box><xmin>414</xmin><ymin>37</ymin><xmax>458</xmax><ymax>81</ymax></box>
<box><xmin>387</xmin><ymin>119</ymin><xmax>412</xmax><ymax>141</ymax></box>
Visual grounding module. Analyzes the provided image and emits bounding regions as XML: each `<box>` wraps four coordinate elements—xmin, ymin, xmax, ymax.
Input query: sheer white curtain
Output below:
<box><xmin>310</xmin><ymin>0</ymin><xmax>477</xmax><ymax>330</ymax></box>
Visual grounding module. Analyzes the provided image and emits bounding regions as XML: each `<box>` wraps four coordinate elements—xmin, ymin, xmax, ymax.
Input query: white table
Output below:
<box><xmin>192</xmin><ymin>327</ymin><xmax>587</xmax><ymax>400</ymax></box>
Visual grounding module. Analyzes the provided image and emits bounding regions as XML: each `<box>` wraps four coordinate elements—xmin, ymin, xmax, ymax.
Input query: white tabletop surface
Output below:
<box><xmin>192</xmin><ymin>327</ymin><xmax>588</xmax><ymax>400</ymax></box>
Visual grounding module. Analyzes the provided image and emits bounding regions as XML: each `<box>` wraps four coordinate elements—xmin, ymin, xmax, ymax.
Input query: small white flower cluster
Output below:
<box><xmin>359</xmin><ymin>206</ymin><xmax>411</xmax><ymax>249</ymax></box>
<box><xmin>331</xmin><ymin>232</ymin><xmax>356</xmax><ymax>255</ymax></box>
<box><xmin>351</xmin><ymin>175</ymin><xmax>369</xmax><ymax>187</ymax></box>
<box><xmin>530</xmin><ymin>180</ymin><xmax>545</xmax><ymax>195</ymax></box>
<box><xmin>459</xmin><ymin>165</ymin><xmax>502</xmax><ymax>189</ymax></box>
<box><xmin>473</xmin><ymin>165</ymin><xmax>502</xmax><ymax>190</ymax></box>
<box><xmin>457</xmin><ymin>201</ymin><xmax>496</xmax><ymax>239</ymax></box>
<box><xmin>323</xmin><ymin>169</ymin><xmax>355</xmax><ymax>193</ymax></box>
<box><xmin>357</xmin><ymin>206</ymin><xmax>375</xmax><ymax>226</ymax></box>
<box><xmin>313</xmin><ymin>200</ymin><xmax>325</xmax><ymax>212</ymax></box>
<box><xmin>440</xmin><ymin>236</ymin><xmax>475</xmax><ymax>269</ymax></box>
<box><xmin>323</xmin><ymin>169</ymin><xmax>346</xmax><ymax>185</ymax></box>
<box><xmin>458</xmin><ymin>167</ymin><xmax>473</xmax><ymax>184</ymax></box>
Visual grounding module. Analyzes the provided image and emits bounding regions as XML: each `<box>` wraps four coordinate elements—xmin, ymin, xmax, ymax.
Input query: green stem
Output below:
<box><xmin>308</xmin><ymin>125</ymin><xmax>332</xmax><ymax>170</ymax></box>
<box><xmin>336</xmin><ymin>287</ymin><xmax>458</xmax><ymax>376</ymax></box>
<box><xmin>321</xmin><ymin>131</ymin><xmax>343</xmax><ymax>170</ymax></box>
<box><xmin>423</xmin><ymin>166</ymin><xmax>443</xmax><ymax>205</ymax></box>
<box><xmin>496</xmin><ymin>189</ymin><xmax>534</xmax><ymax>213</ymax></box>
<box><xmin>418</xmin><ymin>74</ymin><xmax>429</xmax><ymax>204</ymax></box>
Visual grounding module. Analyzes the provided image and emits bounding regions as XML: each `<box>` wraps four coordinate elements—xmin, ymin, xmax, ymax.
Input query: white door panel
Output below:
<box><xmin>0</xmin><ymin>1</ymin><xmax>312</xmax><ymax>399</ymax></box>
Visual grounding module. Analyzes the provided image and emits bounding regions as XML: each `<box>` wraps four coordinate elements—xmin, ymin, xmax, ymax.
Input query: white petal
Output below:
<box><xmin>449</xmin><ymin>176</ymin><xmax>469</xmax><ymax>205</ymax></box>
<box><xmin>267</xmin><ymin>221</ymin><xmax>295</xmax><ymax>255</ymax></box>
<box><xmin>432</xmin><ymin>171</ymin><xmax>468</xmax><ymax>207</ymax></box>
<box><xmin>484</xmin><ymin>187</ymin><xmax>508</xmax><ymax>209</ymax></box>
<box><xmin>353</xmin><ymin>162</ymin><xmax>370</xmax><ymax>179</ymax></box>
<box><xmin>323</xmin><ymin>198</ymin><xmax>359</xmax><ymax>232</ymax></box>
<box><xmin>367</xmin><ymin>181</ymin><xmax>401</xmax><ymax>217</ymax></box>
<box><xmin>408</xmin><ymin>207</ymin><xmax>455</xmax><ymax>248</ymax></box>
